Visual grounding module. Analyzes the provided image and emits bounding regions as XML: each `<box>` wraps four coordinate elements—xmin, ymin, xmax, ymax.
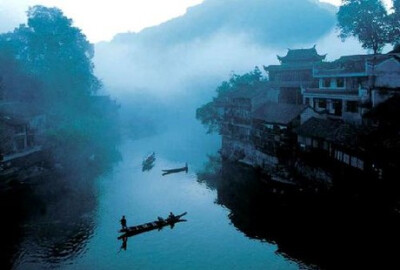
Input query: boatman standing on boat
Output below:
<box><xmin>120</xmin><ymin>215</ymin><xmax>127</xmax><ymax>230</ymax></box>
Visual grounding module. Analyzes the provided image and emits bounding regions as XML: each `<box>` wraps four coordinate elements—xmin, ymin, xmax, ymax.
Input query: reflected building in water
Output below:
<box><xmin>198</xmin><ymin>156</ymin><xmax>400</xmax><ymax>269</ymax></box>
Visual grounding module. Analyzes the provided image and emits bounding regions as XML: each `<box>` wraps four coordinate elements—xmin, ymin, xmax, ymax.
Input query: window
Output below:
<box><xmin>335</xmin><ymin>150</ymin><xmax>343</xmax><ymax>161</ymax></box>
<box><xmin>332</xmin><ymin>99</ymin><xmax>343</xmax><ymax>116</ymax></box>
<box><xmin>351</xmin><ymin>156</ymin><xmax>358</xmax><ymax>167</ymax></box>
<box><xmin>346</xmin><ymin>101</ymin><xmax>358</xmax><ymax>113</ymax></box>
<box><xmin>316</xmin><ymin>99</ymin><xmax>327</xmax><ymax>109</ymax></box>
<box><xmin>323</xmin><ymin>78</ymin><xmax>331</xmax><ymax>88</ymax></box>
<box><xmin>350</xmin><ymin>157</ymin><xmax>364</xmax><ymax>170</ymax></box>
<box><xmin>312</xmin><ymin>140</ymin><xmax>318</xmax><ymax>148</ymax></box>
<box><xmin>15</xmin><ymin>137</ymin><xmax>26</xmax><ymax>151</ymax></box>
<box><xmin>305</xmin><ymin>98</ymin><xmax>310</xmax><ymax>105</ymax></box>
<box><xmin>306</xmin><ymin>138</ymin><xmax>312</xmax><ymax>146</ymax></box>
<box><xmin>357</xmin><ymin>78</ymin><xmax>363</xmax><ymax>88</ymax></box>
<box><xmin>15</xmin><ymin>125</ymin><xmax>25</xmax><ymax>134</ymax></box>
<box><xmin>323</xmin><ymin>141</ymin><xmax>329</xmax><ymax>150</ymax></box>
<box><xmin>357</xmin><ymin>159</ymin><xmax>364</xmax><ymax>170</ymax></box>
<box><xmin>337</xmin><ymin>78</ymin><xmax>345</xmax><ymax>88</ymax></box>
<box><xmin>343</xmin><ymin>154</ymin><xmax>350</xmax><ymax>164</ymax></box>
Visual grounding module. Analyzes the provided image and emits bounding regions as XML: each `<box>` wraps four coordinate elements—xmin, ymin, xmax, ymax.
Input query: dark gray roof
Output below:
<box><xmin>277</xmin><ymin>46</ymin><xmax>326</xmax><ymax>64</ymax></box>
<box><xmin>264</xmin><ymin>62</ymin><xmax>314</xmax><ymax>71</ymax></box>
<box><xmin>296</xmin><ymin>117</ymin><xmax>342</xmax><ymax>139</ymax></box>
<box><xmin>252</xmin><ymin>102</ymin><xmax>307</xmax><ymax>125</ymax></box>
<box><xmin>296</xmin><ymin>117</ymin><xmax>365</xmax><ymax>148</ymax></box>
<box><xmin>313</xmin><ymin>53</ymin><xmax>400</xmax><ymax>77</ymax></box>
<box><xmin>224</xmin><ymin>85</ymin><xmax>266</xmax><ymax>99</ymax></box>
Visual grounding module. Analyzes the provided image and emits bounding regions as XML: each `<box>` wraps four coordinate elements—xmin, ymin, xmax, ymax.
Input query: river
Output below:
<box><xmin>6</xmin><ymin>117</ymin><xmax>400</xmax><ymax>270</ymax></box>
<box><xmin>8</xmin><ymin>122</ymin><xmax>302</xmax><ymax>270</ymax></box>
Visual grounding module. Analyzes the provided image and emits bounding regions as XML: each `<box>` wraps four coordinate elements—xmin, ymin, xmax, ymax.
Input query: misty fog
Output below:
<box><xmin>5</xmin><ymin>0</ymin><xmax>400</xmax><ymax>269</ymax></box>
<box><xmin>94</xmin><ymin>0</ymin><xmax>364</xmax><ymax>137</ymax></box>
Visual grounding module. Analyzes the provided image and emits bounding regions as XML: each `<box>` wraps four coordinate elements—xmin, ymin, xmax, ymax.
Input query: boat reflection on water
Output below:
<box><xmin>142</xmin><ymin>162</ymin><xmax>155</xmax><ymax>172</ymax></box>
<box><xmin>118</xmin><ymin>212</ymin><xmax>187</xmax><ymax>252</ymax></box>
<box><xmin>197</xmin><ymin>155</ymin><xmax>400</xmax><ymax>270</ymax></box>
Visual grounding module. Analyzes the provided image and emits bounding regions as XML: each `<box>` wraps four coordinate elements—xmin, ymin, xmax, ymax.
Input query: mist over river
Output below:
<box><xmin>8</xmin><ymin>120</ymin><xmax>301</xmax><ymax>270</ymax></box>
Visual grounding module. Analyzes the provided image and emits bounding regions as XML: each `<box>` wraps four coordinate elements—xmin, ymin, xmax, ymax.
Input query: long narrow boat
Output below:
<box><xmin>142</xmin><ymin>152</ymin><xmax>156</xmax><ymax>171</ymax></box>
<box><xmin>117</xmin><ymin>212</ymin><xmax>187</xmax><ymax>239</ymax></box>
<box><xmin>162</xmin><ymin>163</ymin><xmax>188</xmax><ymax>175</ymax></box>
<box><xmin>142</xmin><ymin>152</ymin><xmax>156</xmax><ymax>166</ymax></box>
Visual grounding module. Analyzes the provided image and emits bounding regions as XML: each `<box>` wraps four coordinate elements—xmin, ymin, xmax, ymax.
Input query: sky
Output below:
<box><xmin>321</xmin><ymin>0</ymin><xmax>391</xmax><ymax>7</ymax></box>
<box><xmin>0</xmin><ymin>0</ymin><xmax>393</xmax><ymax>43</ymax></box>
<box><xmin>0</xmin><ymin>0</ymin><xmax>203</xmax><ymax>42</ymax></box>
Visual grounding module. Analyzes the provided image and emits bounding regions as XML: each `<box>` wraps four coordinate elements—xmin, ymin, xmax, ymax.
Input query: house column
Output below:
<box><xmin>343</xmin><ymin>100</ymin><xmax>348</xmax><ymax>112</ymax></box>
<box><xmin>327</xmin><ymin>99</ymin><xmax>333</xmax><ymax>113</ymax></box>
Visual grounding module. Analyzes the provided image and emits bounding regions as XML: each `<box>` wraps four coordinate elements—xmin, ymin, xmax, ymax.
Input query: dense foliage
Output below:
<box><xmin>0</xmin><ymin>6</ymin><xmax>119</xmax><ymax>170</ymax></box>
<box><xmin>337</xmin><ymin>0</ymin><xmax>400</xmax><ymax>54</ymax></box>
<box><xmin>196</xmin><ymin>67</ymin><xmax>264</xmax><ymax>133</ymax></box>
<box><xmin>0</xmin><ymin>6</ymin><xmax>100</xmax><ymax>106</ymax></box>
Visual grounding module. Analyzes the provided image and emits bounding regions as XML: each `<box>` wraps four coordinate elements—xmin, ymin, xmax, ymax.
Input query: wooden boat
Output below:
<box><xmin>142</xmin><ymin>152</ymin><xmax>156</xmax><ymax>171</ymax></box>
<box><xmin>118</xmin><ymin>212</ymin><xmax>187</xmax><ymax>239</ymax></box>
<box><xmin>142</xmin><ymin>152</ymin><xmax>156</xmax><ymax>165</ymax></box>
<box><xmin>162</xmin><ymin>163</ymin><xmax>188</xmax><ymax>175</ymax></box>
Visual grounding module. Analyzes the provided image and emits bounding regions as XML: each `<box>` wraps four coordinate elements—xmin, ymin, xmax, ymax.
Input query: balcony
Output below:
<box><xmin>266</xmin><ymin>81</ymin><xmax>318</xmax><ymax>88</ymax></box>
<box><xmin>303</xmin><ymin>88</ymin><xmax>359</xmax><ymax>99</ymax></box>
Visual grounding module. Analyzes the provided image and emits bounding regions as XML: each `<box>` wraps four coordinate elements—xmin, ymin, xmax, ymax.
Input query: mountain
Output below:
<box><xmin>111</xmin><ymin>0</ymin><xmax>336</xmax><ymax>48</ymax></box>
<box><xmin>94</xmin><ymin>0</ymin><xmax>363</xmax><ymax>134</ymax></box>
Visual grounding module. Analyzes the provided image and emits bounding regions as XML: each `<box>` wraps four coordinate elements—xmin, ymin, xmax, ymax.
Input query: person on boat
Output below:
<box><xmin>168</xmin><ymin>212</ymin><xmax>175</xmax><ymax>221</ymax></box>
<box><xmin>120</xmin><ymin>215</ymin><xmax>127</xmax><ymax>230</ymax></box>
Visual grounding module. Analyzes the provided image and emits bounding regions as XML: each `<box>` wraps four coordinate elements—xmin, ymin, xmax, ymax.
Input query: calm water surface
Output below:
<box><xmin>12</xmin><ymin>125</ymin><xmax>301</xmax><ymax>270</ymax></box>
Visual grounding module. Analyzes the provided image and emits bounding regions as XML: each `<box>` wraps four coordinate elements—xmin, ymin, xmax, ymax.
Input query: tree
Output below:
<box><xmin>337</xmin><ymin>0</ymin><xmax>390</xmax><ymax>54</ymax></box>
<box><xmin>0</xmin><ymin>51</ymin><xmax>40</xmax><ymax>102</ymax></box>
<box><xmin>196</xmin><ymin>101</ymin><xmax>221</xmax><ymax>134</ymax></box>
<box><xmin>0</xmin><ymin>6</ymin><xmax>120</xmax><ymax>169</ymax></box>
<box><xmin>393</xmin><ymin>0</ymin><xmax>400</xmax><ymax>14</ymax></box>
<box><xmin>389</xmin><ymin>0</ymin><xmax>400</xmax><ymax>47</ymax></box>
<box><xmin>196</xmin><ymin>67</ymin><xmax>264</xmax><ymax>133</ymax></box>
<box><xmin>0</xmin><ymin>6</ymin><xmax>101</xmax><ymax>108</ymax></box>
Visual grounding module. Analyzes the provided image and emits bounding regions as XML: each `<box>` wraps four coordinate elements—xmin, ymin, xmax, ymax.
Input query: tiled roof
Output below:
<box><xmin>296</xmin><ymin>117</ymin><xmax>365</xmax><ymax>148</ymax></box>
<box><xmin>224</xmin><ymin>85</ymin><xmax>266</xmax><ymax>99</ymax></box>
<box><xmin>313</xmin><ymin>53</ymin><xmax>400</xmax><ymax>77</ymax></box>
<box><xmin>277</xmin><ymin>46</ymin><xmax>326</xmax><ymax>63</ymax></box>
<box><xmin>296</xmin><ymin>117</ymin><xmax>341</xmax><ymax>139</ymax></box>
<box><xmin>264</xmin><ymin>62</ymin><xmax>315</xmax><ymax>71</ymax></box>
<box><xmin>252</xmin><ymin>102</ymin><xmax>307</xmax><ymax>125</ymax></box>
